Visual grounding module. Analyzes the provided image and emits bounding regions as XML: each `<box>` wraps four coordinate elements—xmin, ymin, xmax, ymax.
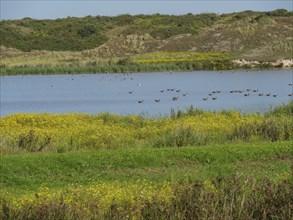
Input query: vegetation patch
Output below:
<box><xmin>1</xmin><ymin>103</ymin><xmax>292</xmax><ymax>154</ymax></box>
<box><xmin>1</xmin><ymin>173</ymin><xmax>292</xmax><ymax>219</ymax></box>
<box><xmin>130</xmin><ymin>51</ymin><xmax>229</xmax><ymax>63</ymax></box>
<box><xmin>0</xmin><ymin>103</ymin><xmax>292</xmax><ymax>219</ymax></box>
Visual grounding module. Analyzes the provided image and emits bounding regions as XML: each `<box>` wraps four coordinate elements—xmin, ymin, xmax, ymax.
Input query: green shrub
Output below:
<box><xmin>266</xmin><ymin>9</ymin><xmax>290</xmax><ymax>17</ymax></box>
<box><xmin>77</xmin><ymin>25</ymin><xmax>97</xmax><ymax>37</ymax></box>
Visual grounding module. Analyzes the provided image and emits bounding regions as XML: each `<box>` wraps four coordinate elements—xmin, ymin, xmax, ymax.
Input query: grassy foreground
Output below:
<box><xmin>1</xmin><ymin>142</ymin><xmax>292</xmax><ymax>219</ymax></box>
<box><xmin>1</xmin><ymin>141</ymin><xmax>292</xmax><ymax>192</ymax></box>
<box><xmin>1</xmin><ymin>143</ymin><xmax>292</xmax><ymax>219</ymax></box>
<box><xmin>0</xmin><ymin>103</ymin><xmax>292</xmax><ymax>219</ymax></box>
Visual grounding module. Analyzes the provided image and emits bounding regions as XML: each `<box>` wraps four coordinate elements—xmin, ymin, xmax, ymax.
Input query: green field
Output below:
<box><xmin>0</xmin><ymin>104</ymin><xmax>292</xmax><ymax>219</ymax></box>
<box><xmin>1</xmin><ymin>141</ymin><xmax>292</xmax><ymax>192</ymax></box>
<box><xmin>1</xmin><ymin>142</ymin><xmax>292</xmax><ymax>219</ymax></box>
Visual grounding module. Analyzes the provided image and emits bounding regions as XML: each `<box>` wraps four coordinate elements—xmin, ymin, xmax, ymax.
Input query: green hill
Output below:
<box><xmin>1</xmin><ymin>9</ymin><xmax>292</xmax><ymax>60</ymax></box>
<box><xmin>0</xmin><ymin>13</ymin><xmax>216</xmax><ymax>52</ymax></box>
<box><xmin>0</xmin><ymin>10</ymin><xmax>292</xmax><ymax>75</ymax></box>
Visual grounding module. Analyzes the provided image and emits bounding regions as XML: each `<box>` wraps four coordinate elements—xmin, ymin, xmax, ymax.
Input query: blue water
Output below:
<box><xmin>1</xmin><ymin>70</ymin><xmax>292</xmax><ymax>116</ymax></box>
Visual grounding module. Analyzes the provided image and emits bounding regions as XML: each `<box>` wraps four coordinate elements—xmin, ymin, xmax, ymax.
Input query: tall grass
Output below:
<box><xmin>150</xmin><ymin>125</ymin><xmax>209</xmax><ymax>147</ymax></box>
<box><xmin>1</xmin><ymin>175</ymin><xmax>292</xmax><ymax>220</ymax></box>
<box><xmin>1</xmin><ymin>104</ymin><xmax>292</xmax><ymax>154</ymax></box>
<box><xmin>170</xmin><ymin>105</ymin><xmax>205</xmax><ymax>119</ymax></box>
<box><xmin>266</xmin><ymin>101</ymin><xmax>293</xmax><ymax>116</ymax></box>
<box><xmin>230</xmin><ymin>117</ymin><xmax>292</xmax><ymax>142</ymax></box>
<box><xmin>0</xmin><ymin>60</ymin><xmax>238</xmax><ymax>76</ymax></box>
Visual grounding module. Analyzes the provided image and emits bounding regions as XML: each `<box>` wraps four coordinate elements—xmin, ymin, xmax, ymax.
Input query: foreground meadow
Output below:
<box><xmin>0</xmin><ymin>104</ymin><xmax>292</xmax><ymax>219</ymax></box>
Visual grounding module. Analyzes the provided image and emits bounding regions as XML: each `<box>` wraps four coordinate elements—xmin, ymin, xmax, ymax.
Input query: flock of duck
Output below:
<box><xmin>135</xmin><ymin>88</ymin><xmax>189</xmax><ymax>104</ymax></box>
<box><xmin>201</xmin><ymin>88</ymin><xmax>281</xmax><ymax>102</ymax></box>
<box><xmin>66</xmin><ymin>72</ymin><xmax>293</xmax><ymax>104</ymax></box>
<box><xmin>134</xmin><ymin>83</ymin><xmax>293</xmax><ymax>104</ymax></box>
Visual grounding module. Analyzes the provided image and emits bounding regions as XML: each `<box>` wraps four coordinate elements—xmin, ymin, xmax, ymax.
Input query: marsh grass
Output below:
<box><xmin>0</xmin><ymin>61</ymin><xmax>237</xmax><ymax>75</ymax></box>
<box><xmin>266</xmin><ymin>101</ymin><xmax>293</xmax><ymax>116</ymax></box>
<box><xmin>1</xmin><ymin>104</ymin><xmax>292</xmax><ymax>154</ymax></box>
<box><xmin>1</xmin><ymin>175</ymin><xmax>292</xmax><ymax>220</ymax></box>
<box><xmin>170</xmin><ymin>105</ymin><xmax>205</xmax><ymax>119</ymax></box>
<box><xmin>150</xmin><ymin>126</ymin><xmax>209</xmax><ymax>147</ymax></box>
<box><xmin>230</xmin><ymin>117</ymin><xmax>293</xmax><ymax>142</ymax></box>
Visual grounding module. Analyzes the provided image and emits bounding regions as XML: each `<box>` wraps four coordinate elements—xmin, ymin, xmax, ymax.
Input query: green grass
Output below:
<box><xmin>1</xmin><ymin>141</ymin><xmax>292</xmax><ymax>193</ymax></box>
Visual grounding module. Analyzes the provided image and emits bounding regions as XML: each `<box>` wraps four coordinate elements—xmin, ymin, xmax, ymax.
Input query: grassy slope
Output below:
<box><xmin>1</xmin><ymin>10</ymin><xmax>292</xmax><ymax>75</ymax></box>
<box><xmin>0</xmin><ymin>10</ymin><xmax>292</xmax><ymax>58</ymax></box>
<box><xmin>0</xmin><ymin>13</ymin><xmax>218</xmax><ymax>52</ymax></box>
<box><xmin>1</xmin><ymin>141</ymin><xmax>292</xmax><ymax>193</ymax></box>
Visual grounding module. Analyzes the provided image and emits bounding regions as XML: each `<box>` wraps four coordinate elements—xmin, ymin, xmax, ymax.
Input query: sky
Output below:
<box><xmin>1</xmin><ymin>0</ymin><xmax>292</xmax><ymax>20</ymax></box>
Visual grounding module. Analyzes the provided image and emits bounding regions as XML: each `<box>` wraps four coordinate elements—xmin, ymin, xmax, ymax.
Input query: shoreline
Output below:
<box><xmin>1</xmin><ymin>101</ymin><xmax>292</xmax><ymax>119</ymax></box>
<box><xmin>1</xmin><ymin>62</ymin><xmax>292</xmax><ymax>76</ymax></box>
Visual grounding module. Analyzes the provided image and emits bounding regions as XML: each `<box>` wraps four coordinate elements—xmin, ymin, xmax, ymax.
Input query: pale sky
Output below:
<box><xmin>1</xmin><ymin>0</ymin><xmax>292</xmax><ymax>20</ymax></box>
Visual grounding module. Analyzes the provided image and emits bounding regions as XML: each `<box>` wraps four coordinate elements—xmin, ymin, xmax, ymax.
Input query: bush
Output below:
<box><xmin>266</xmin><ymin>9</ymin><xmax>289</xmax><ymax>17</ymax></box>
<box><xmin>77</xmin><ymin>25</ymin><xmax>97</xmax><ymax>37</ymax></box>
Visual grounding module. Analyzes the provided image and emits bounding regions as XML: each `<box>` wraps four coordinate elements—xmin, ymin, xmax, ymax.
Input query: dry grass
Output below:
<box><xmin>0</xmin><ymin>46</ymin><xmax>115</xmax><ymax>68</ymax></box>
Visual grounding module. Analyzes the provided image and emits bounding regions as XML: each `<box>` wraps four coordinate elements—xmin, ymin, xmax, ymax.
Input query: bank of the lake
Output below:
<box><xmin>1</xmin><ymin>50</ymin><xmax>292</xmax><ymax>76</ymax></box>
<box><xmin>2</xmin><ymin>60</ymin><xmax>292</xmax><ymax>76</ymax></box>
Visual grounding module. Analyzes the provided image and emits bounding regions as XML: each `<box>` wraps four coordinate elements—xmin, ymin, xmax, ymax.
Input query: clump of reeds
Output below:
<box><xmin>230</xmin><ymin>117</ymin><xmax>292</xmax><ymax>142</ymax></box>
<box><xmin>150</xmin><ymin>125</ymin><xmax>209</xmax><ymax>147</ymax></box>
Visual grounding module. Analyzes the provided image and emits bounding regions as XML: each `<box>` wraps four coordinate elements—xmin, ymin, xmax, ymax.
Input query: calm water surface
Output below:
<box><xmin>1</xmin><ymin>70</ymin><xmax>292</xmax><ymax>116</ymax></box>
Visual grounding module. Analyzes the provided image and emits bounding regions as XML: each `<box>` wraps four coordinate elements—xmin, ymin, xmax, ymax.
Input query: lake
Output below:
<box><xmin>1</xmin><ymin>70</ymin><xmax>292</xmax><ymax>117</ymax></box>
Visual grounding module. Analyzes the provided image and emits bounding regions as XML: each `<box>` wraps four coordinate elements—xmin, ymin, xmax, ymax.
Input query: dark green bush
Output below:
<box><xmin>77</xmin><ymin>25</ymin><xmax>97</xmax><ymax>37</ymax></box>
<box><xmin>266</xmin><ymin>9</ymin><xmax>290</xmax><ymax>17</ymax></box>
